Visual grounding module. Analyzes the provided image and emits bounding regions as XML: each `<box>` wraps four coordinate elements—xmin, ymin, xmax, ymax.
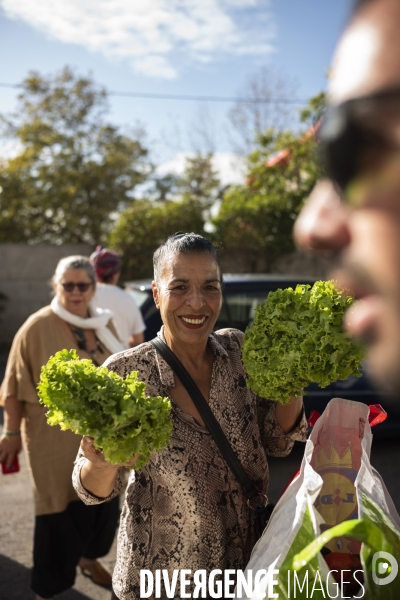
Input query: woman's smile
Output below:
<box><xmin>179</xmin><ymin>314</ymin><xmax>209</xmax><ymax>328</ymax></box>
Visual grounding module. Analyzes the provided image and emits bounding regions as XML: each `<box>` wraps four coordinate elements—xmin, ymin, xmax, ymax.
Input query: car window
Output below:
<box><xmin>217</xmin><ymin>290</ymin><xmax>272</xmax><ymax>331</ymax></box>
<box><xmin>216</xmin><ymin>281</ymin><xmax>314</xmax><ymax>332</ymax></box>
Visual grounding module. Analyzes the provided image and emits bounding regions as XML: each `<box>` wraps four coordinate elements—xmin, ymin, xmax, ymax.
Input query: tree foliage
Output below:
<box><xmin>299</xmin><ymin>91</ymin><xmax>327</xmax><ymax>127</ymax></box>
<box><xmin>0</xmin><ymin>67</ymin><xmax>149</xmax><ymax>244</ymax></box>
<box><xmin>0</xmin><ymin>65</ymin><xmax>326</xmax><ymax>278</ymax></box>
<box><xmin>108</xmin><ymin>152</ymin><xmax>223</xmax><ymax>280</ymax></box>
<box><xmin>212</xmin><ymin>94</ymin><xmax>326</xmax><ymax>272</ymax></box>
<box><xmin>176</xmin><ymin>154</ymin><xmax>222</xmax><ymax>207</ymax></box>
<box><xmin>149</xmin><ymin>153</ymin><xmax>223</xmax><ymax>205</ymax></box>
<box><xmin>109</xmin><ymin>198</ymin><xmax>205</xmax><ymax>280</ymax></box>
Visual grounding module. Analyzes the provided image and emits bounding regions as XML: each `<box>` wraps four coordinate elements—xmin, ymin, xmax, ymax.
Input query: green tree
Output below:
<box><xmin>109</xmin><ymin>198</ymin><xmax>205</xmax><ymax>280</ymax></box>
<box><xmin>212</xmin><ymin>94</ymin><xmax>326</xmax><ymax>272</ymax></box>
<box><xmin>176</xmin><ymin>154</ymin><xmax>222</xmax><ymax>206</ymax></box>
<box><xmin>0</xmin><ymin>66</ymin><xmax>149</xmax><ymax>244</ymax></box>
<box><xmin>299</xmin><ymin>91</ymin><xmax>326</xmax><ymax>127</ymax></box>
<box><xmin>149</xmin><ymin>153</ymin><xmax>223</xmax><ymax>206</ymax></box>
<box><xmin>108</xmin><ymin>153</ymin><xmax>223</xmax><ymax>281</ymax></box>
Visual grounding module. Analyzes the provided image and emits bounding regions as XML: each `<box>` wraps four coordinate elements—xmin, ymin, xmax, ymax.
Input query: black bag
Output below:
<box><xmin>149</xmin><ymin>336</ymin><xmax>274</xmax><ymax>540</ymax></box>
<box><xmin>253</xmin><ymin>503</ymin><xmax>275</xmax><ymax>540</ymax></box>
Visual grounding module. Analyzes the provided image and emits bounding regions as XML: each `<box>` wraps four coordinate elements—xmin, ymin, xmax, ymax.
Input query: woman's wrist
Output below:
<box><xmin>4</xmin><ymin>396</ymin><xmax>23</xmax><ymax>432</ymax></box>
<box><xmin>80</xmin><ymin>459</ymin><xmax>119</xmax><ymax>498</ymax></box>
<box><xmin>2</xmin><ymin>429</ymin><xmax>21</xmax><ymax>441</ymax></box>
<box><xmin>81</xmin><ymin>456</ymin><xmax>119</xmax><ymax>479</ymax></box>
<box><xmin>276</xmin><ymin>395</ymin><xmax>304</xmax><ymax>433</ymax></box>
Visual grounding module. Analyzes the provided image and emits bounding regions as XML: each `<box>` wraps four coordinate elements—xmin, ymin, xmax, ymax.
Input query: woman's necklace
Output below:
<box><xmin>68</xmin><ymin>325</ymin><xmax>104</xmax><ymax>366</ymax></box>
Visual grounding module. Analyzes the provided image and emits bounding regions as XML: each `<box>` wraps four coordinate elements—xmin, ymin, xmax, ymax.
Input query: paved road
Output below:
<box><xmin>0</xmin><ymin>430</ymin><xmax>118</xmax><ymax>600</ymax></box>
<box><xmin>1</xmin><ymin>431</ymin><xmax>399</xmax><ymax>599</ymax></box>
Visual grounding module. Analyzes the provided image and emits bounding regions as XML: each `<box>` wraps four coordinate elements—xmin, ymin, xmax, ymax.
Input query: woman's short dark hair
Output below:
<box><xmin>153</xmin><ymin>233</ymin><xmax>222</xmax><ymax>283</ymax></box>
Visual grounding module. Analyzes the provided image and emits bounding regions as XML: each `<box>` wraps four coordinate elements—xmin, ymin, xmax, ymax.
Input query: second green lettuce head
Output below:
<box><xmin>241</xmin><ymin>280</ymin><xmax>365</xmax><ymax>404</ymax></box>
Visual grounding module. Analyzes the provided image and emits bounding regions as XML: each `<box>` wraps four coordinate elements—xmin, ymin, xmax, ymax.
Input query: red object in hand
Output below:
<box><xmin>1</xmin><ymin>454</ymin><xmax>20</xmax><ymax>475</ymax></box>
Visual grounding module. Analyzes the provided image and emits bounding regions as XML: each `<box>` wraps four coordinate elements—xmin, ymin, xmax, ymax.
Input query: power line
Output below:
<box><xmin>0</xmin><ymin>82</ymin><xmax>308</xmax><ymax>105</ymax></box>
<box><xmin>108</xmin><ymin>91</ymin><xmax>307</xmax><ymax>104</ymax></box>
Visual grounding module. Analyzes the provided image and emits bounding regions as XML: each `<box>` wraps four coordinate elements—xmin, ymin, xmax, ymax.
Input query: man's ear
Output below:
<box><xmin>152</xmin><ymin>281</ymin><xmax>160</xmax><ymax>309</ymax></box>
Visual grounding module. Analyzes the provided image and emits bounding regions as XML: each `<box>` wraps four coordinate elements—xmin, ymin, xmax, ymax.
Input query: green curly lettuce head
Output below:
<box><xmin>241</xmin><ymin>280</ymin><xmax>365</xmax><ymax>404</ymax></box>
<box><xmin>37</xmin><ymin>349</ymin><xmax>172</xmax><ymax>469</ymax></box>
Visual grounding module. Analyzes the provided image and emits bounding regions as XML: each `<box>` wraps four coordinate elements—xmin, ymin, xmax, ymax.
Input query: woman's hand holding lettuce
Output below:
<box><xmin>242</xmin><ymin>280</ymin><xmax>365</xmax><ymax>404</ymax></box>
<box><xmin>37</xmin><ymin>349</ymin><xmax>172</xmax><ymax>469</ymax></box>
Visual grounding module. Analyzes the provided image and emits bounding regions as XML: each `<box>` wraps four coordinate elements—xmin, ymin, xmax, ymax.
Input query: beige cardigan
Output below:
<box><xmin>1</xmin><ymin>305</ymin><xmax>116</xmax><ymax>515</ymax></box>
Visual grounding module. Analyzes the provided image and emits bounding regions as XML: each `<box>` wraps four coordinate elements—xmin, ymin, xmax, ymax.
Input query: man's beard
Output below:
<box><xmin>331</xmin><ymin>257</ymin><xmax>400</xmax><ymax>402</ymax></box>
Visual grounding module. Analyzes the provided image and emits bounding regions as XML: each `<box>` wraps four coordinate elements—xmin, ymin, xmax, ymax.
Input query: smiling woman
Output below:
<box><xmin>152</xmin><ymin>234</ymin><xmax>223</xmax><ymax>356</ymax></box>
<box><xmin>72</xmin><ymin>233</ymin><xmax>308</xmax><ymax>600</ymax></box>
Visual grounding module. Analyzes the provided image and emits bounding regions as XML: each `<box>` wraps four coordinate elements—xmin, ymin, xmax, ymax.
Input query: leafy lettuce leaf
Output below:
<box><xmin>242</xmin><ymin>280</ymin><xmax>365</xmax><ymax>404</ymax></box>
<box><xmin>37</xmin><ymin>349</ymin><xmax>172</xmax><ymax>469</ymax></box>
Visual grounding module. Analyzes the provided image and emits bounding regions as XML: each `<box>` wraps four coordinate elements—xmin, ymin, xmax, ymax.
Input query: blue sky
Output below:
<box><xmin>0</xmin><ymin>0</ymin><xmax>353</xmax><ymax>172</ymax></box>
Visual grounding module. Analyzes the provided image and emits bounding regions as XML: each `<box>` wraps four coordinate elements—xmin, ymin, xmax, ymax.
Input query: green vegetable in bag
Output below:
<box><xmin>38</xmin><ymin>349</ymin><xmax>172</xmax><ymax>469</ymax></box>
<box><xmin>289</xmin><ymin>515</ymin><xmax>400</xmax><ymax>599</ymax></box>
<box><xmin>273</xmin><ymin>495</ymin><xmax>400</xmax><ymax>599</ymax></box>
<box><xmin>242</xmin><ymin>280</ymin><xmax>365</xmax><ymax>404</ymax></box>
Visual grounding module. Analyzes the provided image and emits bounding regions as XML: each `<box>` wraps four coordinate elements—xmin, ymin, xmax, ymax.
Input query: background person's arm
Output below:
<box><xmin>0</xmin><ymin>396</ymin><xmax>23</xmax><ymax>468</ymax></box>
<box><xmin>127</xmin><ymin>291</ymin><xmax>146</xmax><ymax>348</ymax></box>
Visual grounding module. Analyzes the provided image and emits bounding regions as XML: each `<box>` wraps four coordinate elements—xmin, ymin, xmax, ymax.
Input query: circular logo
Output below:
<box><xmin>372</xmin><ymin>551</ymin><xmax>398</xmax><ymax>586</ymax></box>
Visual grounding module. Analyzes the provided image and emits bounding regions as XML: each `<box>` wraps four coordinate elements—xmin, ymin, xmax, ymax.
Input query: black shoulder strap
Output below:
<box><xmin>149</xmin><ymin>336</ymin><xmax>262</xmax><ymax>504</ymax></box>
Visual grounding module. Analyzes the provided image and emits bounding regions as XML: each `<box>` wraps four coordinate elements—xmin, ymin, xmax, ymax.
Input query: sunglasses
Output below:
<box><xmin>321</xmin><ymin>86</ymin><xmax>400</xmax><ymax>195</ymax></box>
<box><xmin>61</xmin><ymin>282</ymin><xmax>93</xmax><ymax>293</ymax></box>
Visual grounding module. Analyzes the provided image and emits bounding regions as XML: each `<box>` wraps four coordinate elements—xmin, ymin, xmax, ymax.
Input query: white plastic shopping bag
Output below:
<box><xmin>235</xmin><ymin>398</ymin><xmax>400</xmax><ymax>600</ymax></box>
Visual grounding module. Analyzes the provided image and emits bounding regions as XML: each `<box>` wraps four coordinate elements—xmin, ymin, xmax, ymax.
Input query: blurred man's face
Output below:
<box><xmin>294</xmin><ymin>0</ymin><xmax>400</xmax><ymax>398</ymax></box>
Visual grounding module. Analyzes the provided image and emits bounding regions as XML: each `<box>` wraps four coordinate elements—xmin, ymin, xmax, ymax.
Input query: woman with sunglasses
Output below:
<box><xmin>0</xmin><ymin>255</ymin><xmax>125</xmax><ymax>600</ymax></box>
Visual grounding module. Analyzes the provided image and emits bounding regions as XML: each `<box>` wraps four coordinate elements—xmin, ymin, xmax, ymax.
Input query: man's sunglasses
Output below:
<box><xmin>61</xmin><ymin>282</ymin><xmax>93</xmax><ymax>292</ymax></box>
<box><xmin>321</xmin><ymin>86</ymin><xmax>400</xmax><ymax>194</ymax></box>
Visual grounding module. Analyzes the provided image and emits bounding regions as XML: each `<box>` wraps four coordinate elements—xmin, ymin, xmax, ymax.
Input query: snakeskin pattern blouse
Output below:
<box><xmin>73</xmin><ymin>328</ymin><xmax>308</xmax><ymax>600</ymax></box>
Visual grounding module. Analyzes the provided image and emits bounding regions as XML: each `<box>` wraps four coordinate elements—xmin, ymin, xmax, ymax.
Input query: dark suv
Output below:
<box><xmin>125</xmin><ymin>274</ymin><xmax>398</xmax><ymax>435</ymax></box>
